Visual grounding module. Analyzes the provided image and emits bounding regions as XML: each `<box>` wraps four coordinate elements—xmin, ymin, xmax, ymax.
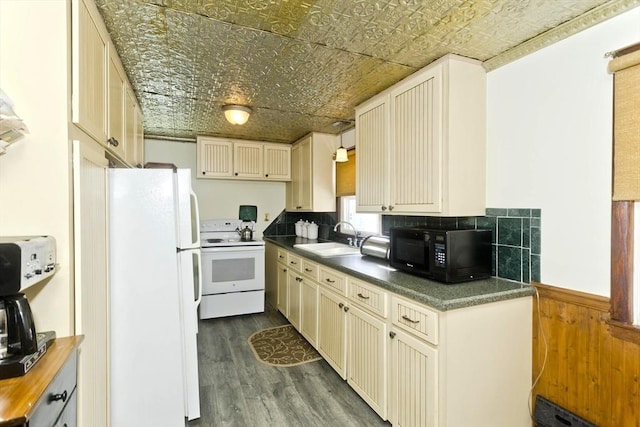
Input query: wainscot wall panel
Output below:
<box><xmin>532</xmin><ymin>282</ymin><xmax>640</xmax><ymax>427</ymax></box>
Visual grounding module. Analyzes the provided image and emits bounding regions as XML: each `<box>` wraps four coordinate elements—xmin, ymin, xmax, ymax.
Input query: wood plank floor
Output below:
<box><xmin>187</xmin><ymin>304</ymin><xmax>390</xmax><ymax>427</ymax></box>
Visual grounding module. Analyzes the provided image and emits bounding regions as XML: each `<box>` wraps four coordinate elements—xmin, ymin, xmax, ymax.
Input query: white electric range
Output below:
<box><xmin>199</xmin><ymin>219</ymin><xmax>265</xmax><ymax>319</ymax></box>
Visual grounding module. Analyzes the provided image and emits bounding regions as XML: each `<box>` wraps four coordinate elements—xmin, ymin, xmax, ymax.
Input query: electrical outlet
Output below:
<box><xmin>264</xmin><ymin>213</ymin><xmax>270</xmax><ymax>221</ymax></box>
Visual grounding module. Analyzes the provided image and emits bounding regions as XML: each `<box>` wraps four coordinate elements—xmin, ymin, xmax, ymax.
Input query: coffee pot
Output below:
<box><xmin>0</xmin><ymin>294</ymin><xmax>38</xmax><ymax>360</ymax></box>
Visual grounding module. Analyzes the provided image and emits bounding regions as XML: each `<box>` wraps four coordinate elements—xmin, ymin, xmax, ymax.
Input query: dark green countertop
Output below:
<box><xmin>265</xmin><ymin>236</ymin><xmax>536</xmax><ymax>312</ymax></box>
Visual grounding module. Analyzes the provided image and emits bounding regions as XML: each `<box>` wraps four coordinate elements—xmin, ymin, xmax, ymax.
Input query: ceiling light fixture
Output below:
<box><xmin>333</xmin><ymin>121</ymin><xmax>351</xmax><ymax>163</ymax></box>
<box><xmin>222</xmin><ymin>105</ymin><xmax>252</xmax><ymax>125</ymax></box>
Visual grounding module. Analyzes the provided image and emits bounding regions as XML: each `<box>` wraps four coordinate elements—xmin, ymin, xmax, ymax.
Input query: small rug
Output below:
<box><xmin>248</xmin><ymin>324</ymin><xmax>321</xmax><ymax>367</ymax></box>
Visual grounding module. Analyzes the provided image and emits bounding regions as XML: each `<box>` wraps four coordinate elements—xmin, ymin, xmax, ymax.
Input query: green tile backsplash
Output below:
<box><xmin>266</xmin><ymin>207</ymin><xmax>541</xmax><ymax>284</ymax></box>
<box><xmin>381</xmin><ymin>208</ymin><xmax>541</xmax><ymax>283</ymax></box>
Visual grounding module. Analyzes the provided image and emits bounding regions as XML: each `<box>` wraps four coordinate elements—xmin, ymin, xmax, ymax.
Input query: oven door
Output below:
<box><xmin>201</xmin><ymin>246</ymin><xmax>265</xmax><ymax>294</ymax></box>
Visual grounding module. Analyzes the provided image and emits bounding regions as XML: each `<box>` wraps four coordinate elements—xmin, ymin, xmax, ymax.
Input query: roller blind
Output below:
<box><xmin>610</xmin><ymin>47</ymin><xmax>640</xmax><ymax>201</ymax></box>
<box><xmin>336</xmin><ymin>148</ymin><xmax>356</xmax><ymax>197</ymax></box>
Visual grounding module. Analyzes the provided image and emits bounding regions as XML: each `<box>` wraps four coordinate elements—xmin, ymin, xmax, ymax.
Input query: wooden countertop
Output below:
<box><xmin>0</xmin><ymin>336</ymin><xmax>84</xmax><ymax>427</ymax></box>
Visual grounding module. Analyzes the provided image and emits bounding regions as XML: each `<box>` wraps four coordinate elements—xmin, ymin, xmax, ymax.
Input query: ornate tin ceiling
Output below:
<box><xmin>94</xmin><ymin>0</ymin><xmax>639</xmax><ymax>143</ymax></box>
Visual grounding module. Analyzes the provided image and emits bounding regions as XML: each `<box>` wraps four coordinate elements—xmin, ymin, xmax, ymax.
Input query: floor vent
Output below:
<box><xmin>534</xmin><ymin>395</ymin><xmax>597</xmax><ymax>427</ymax></box>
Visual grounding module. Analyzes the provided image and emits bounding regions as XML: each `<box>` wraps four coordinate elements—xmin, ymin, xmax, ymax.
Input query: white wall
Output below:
<box><xmin>0</xmin><ymin>1</ymin><xmax>74</xmax><ymax>336</ymax></box>
<box><xmin>487</xmin><ymin>6</ymin><xmax>640</xmax><ymax>296</ymax></box>
<box><xmin>144</xmin><ymin>139</ymin><xmax>287</xmax><ymax>238</ymax></box>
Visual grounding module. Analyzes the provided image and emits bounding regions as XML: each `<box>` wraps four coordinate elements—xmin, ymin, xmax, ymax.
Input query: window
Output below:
<box><xmin>339</xmin><ymin>195</ymin><xmax>381</xmax><ymax>236</ymax></box>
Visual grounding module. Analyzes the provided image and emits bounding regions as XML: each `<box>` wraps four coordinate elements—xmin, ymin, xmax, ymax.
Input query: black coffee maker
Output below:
<box><xmin>0</xmin><ymin>294</ymin><xmax>38</xmax><ymax>361</ymax></box>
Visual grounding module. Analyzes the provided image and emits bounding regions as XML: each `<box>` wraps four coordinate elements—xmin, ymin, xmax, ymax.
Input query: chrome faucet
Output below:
<box><xmin>333</xmin><ymin>221</ymin><xmax>360</xmax><ymax>247</ymax></box>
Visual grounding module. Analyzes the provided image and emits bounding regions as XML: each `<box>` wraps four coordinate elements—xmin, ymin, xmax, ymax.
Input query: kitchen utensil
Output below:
<box><xmin>239</xmin><ymin>205</ymin><xmax>258</xmax><ymax>222</ymax></box>
<box><xmin>237</xmin><ymin>226</ymin><xmax>254</xmax><ymax>242</ymax></box>
<box><xmin>360</xmin><ymin>235</ymin><xmax>390</xmax><ymax>260</ymax></box>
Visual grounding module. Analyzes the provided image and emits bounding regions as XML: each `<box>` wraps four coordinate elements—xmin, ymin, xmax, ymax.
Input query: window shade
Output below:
<box><xmin>610</xmin><ymin>48</ymin><xmax>640</xmax><ymax>201</ymax></box>
<box><xmin>336</xmin><ymin>149</ymin><xmax>356</xmax><ymax>197</ymax></box>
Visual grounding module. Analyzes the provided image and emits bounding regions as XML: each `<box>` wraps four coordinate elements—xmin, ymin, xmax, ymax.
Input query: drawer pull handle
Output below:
<box><xmin>296</xmin><ymin>277</ymin><xmax>303</xmax><ymax>282</ymax></box>
<box><xmin>401</xmin><ymin>315</ymin><xmax>420</xmax><ymax>324</ymax></box>
<box><xmin>325</xmin><ymin>278</ymin><xmax>336</xmax><ymax>283</ymax></box>
<box><xmin>51</xmin><ymin>390</ymin><xmax>68</xmax><ymax>403</ymax></box>
<box><xmin>279</xmin><ymin>255</ymin><xmax>285</xmax><ymax>259</ymax></box>
<box><xmin>357</xmin><ymin>293</ymin><xmax>370</xmax><ymax>300</ymax></box>
<box><xmin>305</xmin><ymin>268</ymin><xmax>313</xmax><ymax>272</ymax></box>
<box><xmin>290</xmin><ymin>261</ymin><xmax>297</xmax><ymax>265</ymax></box>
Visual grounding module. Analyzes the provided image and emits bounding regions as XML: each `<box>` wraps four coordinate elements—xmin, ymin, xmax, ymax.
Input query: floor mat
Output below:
<box><xmin>248</xmin><ymin>324</ymin><xmax>322</xmax><ymax>367</ymax></box>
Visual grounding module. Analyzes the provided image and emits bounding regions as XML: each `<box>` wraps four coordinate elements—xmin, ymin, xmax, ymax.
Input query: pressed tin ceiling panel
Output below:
<box><xmin>94</xmin><ymin>0</ymin><xmax>640</xmax><ymax>143</ymax></box>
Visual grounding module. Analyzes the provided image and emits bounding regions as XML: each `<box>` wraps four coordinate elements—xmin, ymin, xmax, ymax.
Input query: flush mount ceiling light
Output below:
<box><xmin>222</xmin><ymin>105</ymin><xmax>252</xmax><ymax>125</ymax></box>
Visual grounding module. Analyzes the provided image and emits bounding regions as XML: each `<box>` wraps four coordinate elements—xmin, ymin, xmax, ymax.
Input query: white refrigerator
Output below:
<box><xmin>109</xmin><ymin>168</ymin><xmax>202</xmax><ymax>425</ymax></box>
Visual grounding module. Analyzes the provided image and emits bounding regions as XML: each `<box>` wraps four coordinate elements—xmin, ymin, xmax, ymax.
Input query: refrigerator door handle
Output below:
<box><xmin>194</xmin><ymin>249</ymin><xmax>203</xmax><ymax>307</ymax></box>
<box><xmin>190</xmin><ymin>189</ymin><xmax>201</xmax><ymax>248</ymax></box>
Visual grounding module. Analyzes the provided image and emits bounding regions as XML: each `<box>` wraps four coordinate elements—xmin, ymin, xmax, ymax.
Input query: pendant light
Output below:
<box><xmin>333</xmin><ymin>121</ymin><xmax>349</xmax><ymax>162</ymax></box>
<box><xmin>222</xmin><ymin>105</ymin><xmax>252</xmax><ymax>125</ymax></box>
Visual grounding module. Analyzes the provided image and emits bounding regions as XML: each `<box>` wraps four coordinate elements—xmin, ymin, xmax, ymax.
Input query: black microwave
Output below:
<box><xmin>388</xmin><ymin>227</ymin><xmax>492</xmax><ymax>283</ymax></box>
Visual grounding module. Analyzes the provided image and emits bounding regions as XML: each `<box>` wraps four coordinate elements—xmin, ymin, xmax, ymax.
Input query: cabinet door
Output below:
<box><xmin>277</xmin><ymin>263</ymin><xmax>289</xmax><ymax>316</ymax></box>
<box><xmin>288</xmin><ymin>270</ymin><xmax>302</xmax><ymax>330</ymax></box>
<box><xmin>389</xmin><ymin>67</ymin><xmax>442</xmax><ymax>213</ymax></box>
<box><xmin>198</xmin><ymin>138</ymin><xmax>233</xmax><ymax>177</ymax></box>
<box><xmin>107</xmin><ymin>51</ymin><xmax>126</xmax><ymax>158</ymax></box>
<box><xmin>72</xmin><ymin>137</ymin><xmax>109</xmax><ymax>427</ymax></box>
<box><xmin>264</xmin><ymin>144</ymin><xmax>291</xmax><ymax>180</ymax></box>
<box><xmin>233</xmin><ymin>142</ymin><xmax>263</xmax><ymax>179</ymax></box>
<box><xmin>72</xmin><ymin>0</ymin><xmax>108</xmax><ymax>143</ymax></box>
<box><xmin>389</xmin><ymin>328</ymin><xmax>438</xmax><ymax>427</ymax></box>
<box><xmin>288</xmin><ymin>136</ymin><xmax>312</xmax><ymax>210</ymax></box>
<box><xmin>134</xmin><ymin>104</ymin><xmax>145</xmax><ymax>167</ymax></box>
<box><xmin>124</xmin><ymin>87</ymin><xmax>137</xmax><ymax>166</ymax></box>
<box><xmin>317</xmin><ymin>286</ymin><xmax>347</xmax><ymax>379</ymax></box>
<box><xmin>300</xmin><ymin>277</ymin><xmax>318</xmax><ymax>347</ymax></box>
<box><xmin>356</xmin><ymin>96</ymin><xmax>389</xmax><ymax>213</ymax></box>
<box><xmin>347</xmin><ymin>305</ymin><xmax>387</xmax><ymax>420</ymax></box>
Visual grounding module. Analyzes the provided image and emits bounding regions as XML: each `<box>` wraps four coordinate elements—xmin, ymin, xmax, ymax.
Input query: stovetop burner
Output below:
<box><xmin>205</xmin><ymin>238</ymin><xmax>225</xmax><ymax>244</ymax></box>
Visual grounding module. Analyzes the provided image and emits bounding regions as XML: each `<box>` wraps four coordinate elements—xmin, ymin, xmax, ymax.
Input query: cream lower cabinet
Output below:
<box><xmin>270</xmin><ymin>245</ymin><xmax>532</xmax><ymax>427</ymax></box>
<box><xmin>317</xmin><ymin>285</ymin><xmax>348</xmax><ymax>379</ymax></box>
<box><xmin>388</xmin><ymin>328</ymin><xmax>438</xmax><ymax>427</ymax></box>
<box><xmin>347</xmin><ymin>305</ymin><xmax>387</xmax><ymax>419</ymax></box>
<box><xmin>276</xmin><ymin>255</ymin><xmax>289</xmax><ymax>316</ymax></box>
<box><xmin>287</xmin><ymin>270</ymin><xmax>303</xmax><ymax>330</ymax></box>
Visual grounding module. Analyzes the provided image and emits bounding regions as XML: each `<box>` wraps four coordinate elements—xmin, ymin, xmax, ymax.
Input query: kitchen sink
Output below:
<box><xmin>293</xmin><ymin>242</ymin><xmax>361</xmax><ymax>257</ymax></box>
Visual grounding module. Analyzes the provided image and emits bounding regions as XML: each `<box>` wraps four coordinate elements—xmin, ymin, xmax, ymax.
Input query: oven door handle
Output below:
<box><xmin>201</xmin><ymin>246</ymin><xmax>264</xmax><ymax>253</ymax></box>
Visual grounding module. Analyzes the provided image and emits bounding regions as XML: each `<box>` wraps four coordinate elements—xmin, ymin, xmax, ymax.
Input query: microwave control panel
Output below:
<box><xmin>434</xmin><ymin>243</ymin><xmax>446</xmax><ymax>268</ymax></box>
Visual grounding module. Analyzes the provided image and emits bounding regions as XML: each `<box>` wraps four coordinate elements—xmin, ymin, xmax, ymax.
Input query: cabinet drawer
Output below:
<box><xmin>348</xmin><ymin>278</ymin><xmax>388</xmax><ymax>318</ymax></box>
<box><xmin>30</xmin><ymin>350</ymin><xmax>78</xmax><ymax>427</ymax></box>
<box><xmin>287</xmin><ymin>253</ymin><xmax>302</xmax><ymax>272</ymax></box>
<box><xmin>391</xmin><ymin>296</ymin><xmax>439</xmax><ymax>345</ymax></box>
<box><xmin>277</xmin><ymin>248</ymin><xmax>288</xmax><ymax>264</ymax></box>
<box><xmin>319</xmin><ymin>267</ymin><xmax>346</xmax><ymax>295</ymax></box>
<box><xmin>301</xmin><ymin>259</ymin><xmax>319</xmax><ymax>281</ymax></box>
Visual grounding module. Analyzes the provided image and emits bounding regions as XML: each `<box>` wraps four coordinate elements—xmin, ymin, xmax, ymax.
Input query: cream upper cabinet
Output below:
<box><xmin>234</xmin><ymin>141</ymin><xmax>264</xmax><ymax>179</ymax></box>
<box><xmin>356</xmin><ymin>54</ymin><xmax>486</xmax><ymax>216</ymax></box>
<box><xmin>197</xmin><ymin>136</ymin><xmax>291</xmax><ymax>181</ymax></box>
<box><xmin>72</xmin><ymin>0</ymin><xmax>142</xmax><ymax>167</ymax></box>
<box><xmin>124</xmin><ymin>87</ymin><xmax>142</xmax><ymax>167</ymax></box>
<box><xmin>107</xmin><ymin>50</ymin><xmax>126</xmax><ymax>159</ymax></box>
<box><xmin>264</xmin><ymin>144</ymin><xmax>292</xmax><ymax>180</ymax></box>
<box><xmin>72</xmin><ymin>0</ymin><xmax>108</xmax><ymax>144</ymax></box>
<box><xmin>197</xmin><ymin>137</ymin><xmax>234</xmax><ymax>178</ymax></box>
<box><xmin>286</xmin><ymin>132</ymin><xmax>336</xmax><ymax>212</ymax></box>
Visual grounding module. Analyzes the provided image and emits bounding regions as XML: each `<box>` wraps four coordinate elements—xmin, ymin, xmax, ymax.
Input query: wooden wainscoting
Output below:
<box><xmin>532</xmin><ymin>282</ymin><xmax>640</xmax><ymax>426</ymax></box>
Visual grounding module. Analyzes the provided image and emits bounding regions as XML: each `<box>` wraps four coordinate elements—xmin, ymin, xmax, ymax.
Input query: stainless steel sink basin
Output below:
<box><xmin>293</xmin><ymin>242</ymin><xmax>361</xmax><ymax>257</ymax></box>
